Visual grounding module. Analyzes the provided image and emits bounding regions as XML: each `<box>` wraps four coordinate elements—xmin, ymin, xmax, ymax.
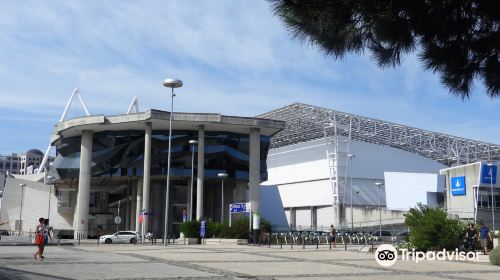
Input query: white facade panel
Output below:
<box><xmin>384</xmin><ymin>172</ymin><xmax>440</xmax><ymax>210</ymax></box>
<box><xmin>275</xmin><ymin>180</ymin><xmax>333</xmax><ymax>208</ymax></box>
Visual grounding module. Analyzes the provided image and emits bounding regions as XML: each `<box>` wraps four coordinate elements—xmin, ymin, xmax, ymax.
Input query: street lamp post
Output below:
<box><xmin>19</xmin><ymin>183</ymin><xmax>26</xmax><ymax>234</ymax></box>
<box><xmin>189</xmin><ymin>140</ymin><xmax>198</xmax><ymax>221</ymax></box>
<box><xmin>374</xmin><ymin>182</ymin><xmax>384</xmax><ymax>237</ymax></box>
<box><xmin>46</xmin><ymin>175</ymin><xmax>54</xmax><ymax>221</ymax></box>
<box><xmin>162</xmin><ymin>78</ymin><xmax>183</xmax><ymax>246</ymax></box>
<box><xmin>347</xmin><ymin>154</ymin><xmax>355</xmax><ymax>232</ymax></box>
<box><xmin>218</xmin><ymin>172</ymin><xmax>228</xmax><ymax>224</ymax></box>
<box><xmin>487</xmin><ymin>163</ymin><xmax>496</xmax><ymax>233</ymax></box>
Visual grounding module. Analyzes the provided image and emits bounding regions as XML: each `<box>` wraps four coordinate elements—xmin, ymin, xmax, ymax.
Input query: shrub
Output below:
<box><xmin>490</xmin><ymin>244</ymin><xmax>500</xmax><ymax>266</ymax></box>
<box><xmin>404</xmin><ymin>203</ymin><xmax>466</xmax><ymax>251</ymax></box>
<box><xmin>179</xmin><ymin>220</ymin><xmax>200</xmax><ymax>238</ymax></box>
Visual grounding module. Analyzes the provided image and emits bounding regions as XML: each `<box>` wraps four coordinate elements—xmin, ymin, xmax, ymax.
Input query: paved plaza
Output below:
<box><xmin>0</xmin><ymin>243</ymin><xmax>499</xmax><ymax>280</ymax></box>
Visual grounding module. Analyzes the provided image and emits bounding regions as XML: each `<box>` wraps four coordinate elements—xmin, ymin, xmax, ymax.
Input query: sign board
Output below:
<box><xmin>200</xmin><ymin>220</ymin><xmax>206</xmax><ymax>238</ymax></box>
<box><xmin>182</xmin><ymin>209</ymin><xmax>187</xmax><ymax>222</ymax></box>
<box><xmin>114</xmin><ymin>216</ymin><xmax>122</xmax><ymax>225</ymax></box>
<box><xmin>451</xmin><ymin>176</ymin><xmax>466</xmax><ymax>196</ymax></box>
<box><xmin>252</xmin><ymin>213</ymin><xmax>260</xmax><ymax>230</ymax></box>
<box><xmin>229</xmin><ymin>202</ymin><xmax>250</xmax><ymax>213</ymax></box>
<box><xmin>481</xmin><ymin>164</ymin><xmax>497</xmax><ymax>184</ymax></box>
<box><xmin>142</xmin><ymin>211</ymin><xmax>154</xmax><ymax>216</ymax></box>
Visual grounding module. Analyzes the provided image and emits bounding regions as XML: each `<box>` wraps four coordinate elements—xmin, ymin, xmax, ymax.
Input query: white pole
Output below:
<box><xmin>379</xmin><ymin>185</ymin><xmax>382</xmax><ymax>237</ymax></box>
<box><xmin>164</xmin><ymin>88</ymin><xmax>174</xmax><ymax>245</ymax></box>
<box><xmin>48</xmin><ymin>183</ymin><xmax>52</xmax><ymax>220</ymax></box>
<box><xmin>490</xmin><ymin>166</ymin><xmax>496</xmax><ymax>233</ymax></box>
<box><xmin>190</xmin><ymin>143</ymin><xmax>195</xmax><ymax>221</ymax></box>
<box><xmin>221</xmin><ymin>179</ymin><xmax>224</xmax><ymax>224</ymax></box>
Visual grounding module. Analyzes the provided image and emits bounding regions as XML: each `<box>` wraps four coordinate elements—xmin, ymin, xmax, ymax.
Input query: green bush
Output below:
<box><xmin>490</xmin><ymin>244</ymin><xmax>500</xmax><ymax>266</ymax></box>
<box><xmin>180</xmin><ymin>217</ymin><xmax>272</xmax><ymax>239</ymax></box>
<box><xmin>206</xmin><ymin>220</ymin><xmax>221</xmax><ymax>238</ymax></box>
<box><xmin>404</xmin><ymin>203</ymin><xmax>466</xmax><ymax>251</ymax></box>
<box><xmin>180</xmin><ymin>220</ymin><xmax>200</xmax><ymax>238</ymax></box>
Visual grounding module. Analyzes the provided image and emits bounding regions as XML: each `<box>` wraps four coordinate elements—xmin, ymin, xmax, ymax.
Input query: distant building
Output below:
<box><xmin>0</xmin><ymin>153</ymin><xmax>20</xmax><ymax>175</ymax></box>
<box><xmin>0</xmin><ymin>149</ymin><xmax>54</xmax><ymax>176</ymax></box>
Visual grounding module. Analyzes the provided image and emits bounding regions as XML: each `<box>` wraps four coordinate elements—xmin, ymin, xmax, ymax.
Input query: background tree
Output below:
<box><xmin>270</xmin><ymin>0</ymin><xmax>500</xmax><ymax>99</ymax></box>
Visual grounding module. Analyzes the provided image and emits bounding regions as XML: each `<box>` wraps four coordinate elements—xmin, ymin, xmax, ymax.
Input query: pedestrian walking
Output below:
<box><xmin>479</xmin><ymin>222</ymin><xmax>491</xmax><ymax>255</ymax></box>
<box><xmin>40</xmin><ymin>219</ymin><xmax>52</xmax><ymax>258</ymax></box>
<box><xmin>33</xmin><ymin>218</ymin><xmax>45</xmax><ymax>260</ymax></box>
<box><xmin>330</xmin><ymin>225</ymin><xmax>336</xmax><ymax>247</ymax></box>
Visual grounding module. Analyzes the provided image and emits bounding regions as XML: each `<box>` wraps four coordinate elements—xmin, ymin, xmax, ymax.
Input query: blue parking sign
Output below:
<box><xmin>481</xmin><ymin>164</ymin><xmax>497</xmax><ymax>184</ymax></box>
<box><xmin>200</xmin><ymin>220</ymin><xmax>206</xmax><ymax>238</ymax></box>
<box><xmin>451</xmin><ymin>176</ymin><xmax>466</xmax><ymax>196</ymax></box>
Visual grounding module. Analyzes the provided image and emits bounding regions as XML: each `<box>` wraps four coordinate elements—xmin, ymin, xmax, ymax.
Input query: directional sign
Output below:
<box><xmin>451</xmin><ymin>176</ymin><xmax>466</xmax><ymax>196</ymax></box>
<box><xmin>114</xmin><ymin>216</ymin><xmax>122</xmax><ymax>225</ymax></box>
<box><xmin>229</xmin><ymin>202</ymin><xmax>250</xmax><ymax>213</ymax></box>
<box><xmin>200</xmin><ymin>220</ymin><xmax>206</xmax><ymax>238</ymax></box>
<box><xmin>142</xmin><ymin>211</ymin><xmax>154</xmax><ymax>216</ymax></box>
<box><xmin>481</xmin><ymin>164</ymin><xmax>497</xmax><ymax>184</ymax></box>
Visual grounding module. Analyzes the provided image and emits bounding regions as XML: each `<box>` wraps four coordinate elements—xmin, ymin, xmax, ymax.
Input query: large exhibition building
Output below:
<box><xmin>1</xmin><ymin>100</ymin><xmax>499</xmax><ymax>238</ymax></box>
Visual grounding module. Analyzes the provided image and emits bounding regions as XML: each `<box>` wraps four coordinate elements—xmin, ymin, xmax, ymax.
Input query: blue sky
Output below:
<box><xmin>1</xmin><ymin>0</ymin><xmax>499</xmax><ymax>155</ymax></box>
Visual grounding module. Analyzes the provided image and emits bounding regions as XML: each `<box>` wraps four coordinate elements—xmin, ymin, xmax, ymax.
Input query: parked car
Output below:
<box><xmin>99</xmin><ymin>231</ymin><xmax>141</xmax><ymax>244</ymax></box>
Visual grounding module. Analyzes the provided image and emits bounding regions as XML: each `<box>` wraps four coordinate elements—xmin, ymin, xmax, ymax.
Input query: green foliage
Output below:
<box><xmin>490</xmin><ymin>244</ymin><xmax>500</xmax><ymax>266</ymax></box>
<box><xmin>180</xmin><ymin>220</ymin><xmax>200</xmax><ymax>238</ymax></box>
<box><xmin>404</xmin><ymin>203</ymin><xmax>466</xmax><ymax>251</ymax></box>
<box><xmin>180</xmin><ymin>217</ymin><xmax>272</xmax><ymax>240</ymax></box>
<box><xmin>270</xmin><ymin>0</ymin><xmax>500</xmax><ymax>98</ymax></box>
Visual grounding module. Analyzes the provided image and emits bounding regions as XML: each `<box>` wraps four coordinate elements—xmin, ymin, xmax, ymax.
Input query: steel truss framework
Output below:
<box><xmin>259</xmin><ymin>103</ymin><xmax>500</xmax><ymax>167</ymax></box>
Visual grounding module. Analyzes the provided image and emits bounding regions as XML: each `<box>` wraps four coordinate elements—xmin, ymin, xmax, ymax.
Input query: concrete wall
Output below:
<box><xmin>0</xmin><ymin>178</ymin><xmax>73</xmax><ymax>232</ymax></box>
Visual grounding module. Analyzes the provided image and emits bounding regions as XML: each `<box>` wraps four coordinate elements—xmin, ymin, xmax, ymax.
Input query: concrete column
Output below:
<box><xmin>142</xmin><ymin>122</ymin><xmax>152</xmax><ymax>233</ymax></box>
<box><xmin>135</xmin><ymin>178</ymin><xmax>143</xmax><ymax>233</ymax></box>
<box><xmin>130</xmin><ymin>181</ymin><xmax>137</xmax><ymax>231</ymax></box>
<box><xmin>249</xmin><ymin>128</ymin><xmax>260</xmax><ymax>214</ymax></box>
<box><xmin>196</xmin><ymin>125</ymin><xmax>205</xmax><ymax>220</ymax></box>
<box><xmin>311</xmin><ymin>206</ymin><xmax>317</xmax><ymax>231</ymax></box>
<box><xmin>249</xmin><ymin>127</ymin><xmax>260</xmax><ymax>243</ymax></box>
<box><xmin>74</xmin><ymin>130</ymin><xmax>93</xmax><ymax>239</ymax></box>
<box><xmin>290</xmin><ymin>208</ymin><xmax>296</xmax><ymax>230</ymax></box>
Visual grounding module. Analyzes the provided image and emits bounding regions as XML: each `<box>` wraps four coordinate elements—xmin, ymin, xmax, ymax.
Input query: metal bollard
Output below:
<box><xmin>329</xmin><ymin>237</ymin><xmax>332</xmax><ymax>250</ymax></box>
<box><xmin>345</xmin><ymin>241</ymin><xmax>347</xmax><ymax>251</ymax></box>
<box><xmin>280</xmin><ymin>235</ymin><xmax>283</xmax><ymax>249</ymax></box>
<box><xmin>316</xmin><ymin>241</ymin><xmax>319</xmax><ymax>250</ymax></box>
<box><xmin>97</xmin><ymin>235</ymin><xmax>100</xmax><ymax>246</ymax></box>
<box><xmin>78</xmin><ymin>233</ymin><xmax>81</xmax><ymax>246</ymax></box>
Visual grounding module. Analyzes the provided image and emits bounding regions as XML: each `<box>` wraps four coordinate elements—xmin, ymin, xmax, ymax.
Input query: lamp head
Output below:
<box><xmin>218</xmin><ymin>173</ymin><xmax>228</xmax><ymax>178</ymax></box>
<box><xmin>189</xmin><ymin>140</ymin><xmax>198</xmax><ymax>145</ymax></box>
<box><xmin>162</xmin><ymin>79</ymin><xmax>183</xmax><ymax>88</ymax></box>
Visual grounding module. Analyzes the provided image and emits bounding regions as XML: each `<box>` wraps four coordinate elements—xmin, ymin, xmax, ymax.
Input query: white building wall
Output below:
<box><xmin>263</xmin><ymin>137</ymin><xmax>447</xmax><ymax>228</ymax></box>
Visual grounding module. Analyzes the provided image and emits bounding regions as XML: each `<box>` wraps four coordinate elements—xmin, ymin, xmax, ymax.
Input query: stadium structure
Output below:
<box><xmin>258</xmin><ymin>103</ymin><xmax>500</xmax><ymax>232</ymax></box>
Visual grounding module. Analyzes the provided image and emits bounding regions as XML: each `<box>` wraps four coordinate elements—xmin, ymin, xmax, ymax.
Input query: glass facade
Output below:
<box><xmin>53</xmin><ymin>130</ymin><xmax>270</xmax><ymax>182</ymax></box>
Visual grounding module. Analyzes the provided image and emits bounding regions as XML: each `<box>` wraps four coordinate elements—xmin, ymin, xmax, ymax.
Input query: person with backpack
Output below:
<box><xmin>33</xmin><ymin>217</ymin><xmax>45</xmax><ymax>260</ymax></box>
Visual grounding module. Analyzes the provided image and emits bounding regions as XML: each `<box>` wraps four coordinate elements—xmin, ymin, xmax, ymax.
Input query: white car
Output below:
<box><xmin>99</xmin><ymin>231</ymin><xmax>141</xmax><ymax>244</ymax></box>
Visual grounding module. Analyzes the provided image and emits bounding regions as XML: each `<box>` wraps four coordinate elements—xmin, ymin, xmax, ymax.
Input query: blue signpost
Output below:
<box><xmin>451</xmin><ymin>176</ymin><xmax>466</xmax><ymax>196</ymax></box>
<box><xmin>200</xmin><ymin>220</ymin><xmax>206</xmax><ymax>239</ymax></box>
<box><xmin>481</xmin><ymin>164</ymin><xmax>497</xmax><ymax>184</ymax></box>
